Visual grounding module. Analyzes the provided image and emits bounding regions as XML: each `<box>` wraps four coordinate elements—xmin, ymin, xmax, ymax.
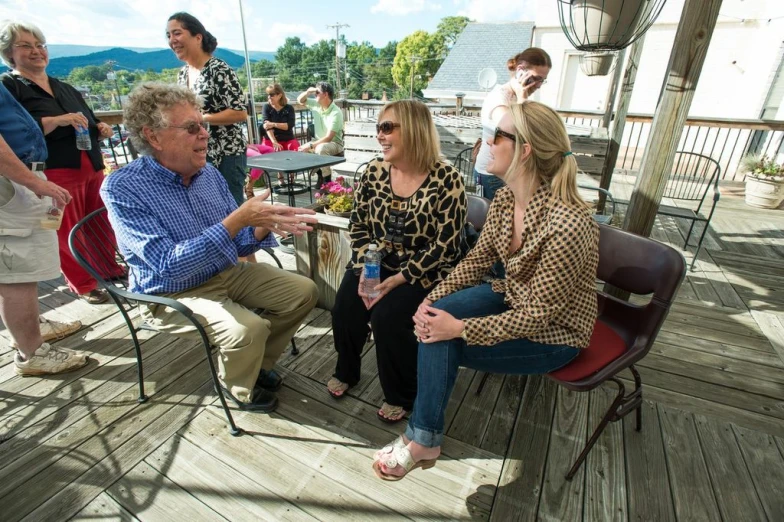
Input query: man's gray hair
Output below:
<box><xmin>0</xmin><ymin>20</ymin><xmax>46</xmax><ymax>68</ymax></box>
<box><xmin>124</xmin><ymin>82</ymin><xmax>203</xmax><ymax>156</ymax></box>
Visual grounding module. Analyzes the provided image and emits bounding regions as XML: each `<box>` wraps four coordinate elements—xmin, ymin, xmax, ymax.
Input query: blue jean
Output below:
<box><xmin>405</xmin><ymin>284</ymin><xmax>579</xmax><ymax>448</ymax></box>
<box><xmin>476</xmin><ymin>169</ymin><xmax>505</xmax><ymax>201</ymax></box>
<box><xmin>217</xmin><ymin>153</ymin><xmax>248</xmax><ymax>206</ymax></box>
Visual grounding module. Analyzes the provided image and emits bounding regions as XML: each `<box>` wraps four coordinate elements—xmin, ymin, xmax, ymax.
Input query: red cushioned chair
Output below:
<box><xmin>473</xmin><ymin>224</ymin><xmax>685</xmax><ymax>478</ymax></box>
<box><xmin>549</xmin><ymin>224</ymin><xmax>686</xmax><ymax>479</ymax></box>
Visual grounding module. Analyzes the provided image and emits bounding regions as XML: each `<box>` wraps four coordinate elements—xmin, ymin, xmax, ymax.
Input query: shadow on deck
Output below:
<box><xmin>0</xmin><ymin>179</ymin><xmax>783</xmax><ymax>520</ymax></box>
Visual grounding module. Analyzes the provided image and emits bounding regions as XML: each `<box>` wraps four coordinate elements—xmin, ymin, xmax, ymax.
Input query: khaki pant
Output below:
<box><xmin>142</xmin><ymin>262</ymin><xmax>318</xmax><ymax>402</ymax></box>
<box><xmin>312</xmin><ymin>142</ymin><xmax>344</xmax><ymax>181</ymax></box>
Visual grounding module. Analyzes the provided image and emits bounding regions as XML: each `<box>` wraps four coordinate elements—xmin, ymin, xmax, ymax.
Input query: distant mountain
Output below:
<box><xmin>45</xmin><ymin>44</ymin><xmax>275</xmax><ymax>63</ymax></box>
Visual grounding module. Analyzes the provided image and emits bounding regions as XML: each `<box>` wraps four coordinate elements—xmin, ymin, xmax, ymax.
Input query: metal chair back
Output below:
<box><xmin>453</xmin><ymin>146</ymin><xmax>479</xmax><ymax>194</ymax></box>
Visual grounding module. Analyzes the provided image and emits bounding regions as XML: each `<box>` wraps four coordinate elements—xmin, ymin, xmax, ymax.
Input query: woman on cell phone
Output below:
<box><xmin>474</xmin><ymin>47</ymin><xmax>551</xmax><ymax>200</ymax></box>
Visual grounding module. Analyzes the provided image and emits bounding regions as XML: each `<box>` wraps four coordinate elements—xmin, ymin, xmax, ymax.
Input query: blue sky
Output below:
<box><xmin>0</xmin><ymin>0</ymin><xmax>537</xmax><ymax>52</ymax></box>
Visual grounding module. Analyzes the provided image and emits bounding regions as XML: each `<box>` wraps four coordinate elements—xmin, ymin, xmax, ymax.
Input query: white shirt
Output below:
<box><xmin>475</xmin><ymin>84</ymin><xmax>515</xmax><ymax>175</ymax></box>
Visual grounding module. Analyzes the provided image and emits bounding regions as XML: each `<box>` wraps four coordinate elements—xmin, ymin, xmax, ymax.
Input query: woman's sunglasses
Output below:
<box><xmin>376</xmin><ymin>121</ymin><xmax>401</xmax><ymax>135</ymax></box>
<box><xmin>493</xmin><ymin>127</ymin><xmax>517</xmax><ymax>144</ymax></box>
<box><xmin>169</xmin><ymin>121</ymin><xmax>210</xmax><ymax>135</ymax></box>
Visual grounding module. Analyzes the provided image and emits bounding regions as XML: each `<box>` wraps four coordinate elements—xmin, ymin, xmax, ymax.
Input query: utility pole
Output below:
<box><xmin>327</xmin><ymin>22</ymin><xmax>349</xmax><ymax>95</ymax></box>
<box><xmin>409</xmin><ymin>55</ymin><xmax>420</xmax><ymax>99</ymax></box>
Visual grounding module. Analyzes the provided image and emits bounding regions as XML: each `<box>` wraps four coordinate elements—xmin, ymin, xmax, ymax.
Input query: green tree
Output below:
<box><xmin>435</xmin><ymin>16</ymin><xmax>471</xmax><ymax>50</ymax></box>
<box><xmin>392</xmin><ymin>31</ymin><xmax>443</xmax><ymax>97</ymax></box>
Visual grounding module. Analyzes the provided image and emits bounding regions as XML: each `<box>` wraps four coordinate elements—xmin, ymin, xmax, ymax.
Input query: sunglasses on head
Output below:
<box><xmin>493</xmin><ymin>127</ymin><xmax>517</xmax><ymax>144</ymax></box>
<box><xmin>169</xmin><ymin>121</ymin><xmax>210</xmax><ymax>135</ymax></box>
<box><xmin>376</xmin><ymin>121</ymin><xmax>401</xmax><ymax>135</ymax></box>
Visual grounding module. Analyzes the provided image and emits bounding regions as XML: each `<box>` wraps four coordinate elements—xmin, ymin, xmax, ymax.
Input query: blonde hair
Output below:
<box><xmin>379</xmin><ymin>100</ymin><xmax>441</xmax><ymax>174</ymax></box>
<box><xmin>505</xmin><ymin>101</ymin><xmax>587</xmax><ymax>208</ymax></box>
<box><xmin>265</xmin><ymin>83</ymin><xmax>288</xmax><ymax>105</ymax></box>
<box><xmin>0</xmin><ymin>20</ymin><xmax>46</xmax><ymax>68</ymax></box>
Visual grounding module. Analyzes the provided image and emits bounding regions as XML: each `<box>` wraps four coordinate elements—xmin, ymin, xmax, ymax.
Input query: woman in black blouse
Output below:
<box><xmin>0</xmin><ymin>20</ymin><xmax>123</xmax><ymax>304</ymax></box>
<box><xmin>262</xmin><ymin>83</ymin><xmax>299</xmax><ymax>152</ymax></box>
<box><xmin>329</xmin><ymin>100</ymin><xmax>466</xmax><ymax>423</ymax></box>
<box><xmin>167</xmin><ymin>12</ymin><xmax>248</xmax><ymax>205</ymax></box>
<box><xmin>262</xmin><ymin>83</ymin><xmax>300</xmax><ymax>186</ymax></box>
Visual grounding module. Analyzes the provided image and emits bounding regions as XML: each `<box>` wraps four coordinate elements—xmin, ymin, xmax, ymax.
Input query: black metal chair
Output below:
<box><xmin>69</xmin><ymin>207</ymin><xmax>296</xmax><ymax>436</ymax></box>
<box><xmin>453</xmin><ymin>146</ymin><xmax>480</xmax><ymax>195</ymax></box>
<box><xmin>578</xmin><ymin>185</ymin><xmax>616</xmax><ymax>225</ymax></box>
<box><xmin>353</xmin><ymin>160</ymin><xmax>371</xmax><ymax>186</ymax></box>
<box><xmin>617</xmin><ymin>151</ymin><xmax>721</xmax><ymax>270</ymax></box>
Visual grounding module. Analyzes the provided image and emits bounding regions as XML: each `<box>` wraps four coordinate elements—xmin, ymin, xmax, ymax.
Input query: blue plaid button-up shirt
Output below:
<box><xmin>101</xmin><ymin>156</ymin><xmax>277</xmax><ymax>295</ymax></box>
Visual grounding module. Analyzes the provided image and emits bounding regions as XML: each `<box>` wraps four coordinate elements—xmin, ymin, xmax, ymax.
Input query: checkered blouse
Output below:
<box><xmin>427</xmin><ymin>184</ymin><xmax>599</xmax><ymax>348</ymax></box>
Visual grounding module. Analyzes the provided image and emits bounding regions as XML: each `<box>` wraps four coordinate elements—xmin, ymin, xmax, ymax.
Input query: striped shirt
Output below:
<box><xmin>101</xmin><ymin>156</ymin><xmax>276</xmax><ymax>295</ymax></box>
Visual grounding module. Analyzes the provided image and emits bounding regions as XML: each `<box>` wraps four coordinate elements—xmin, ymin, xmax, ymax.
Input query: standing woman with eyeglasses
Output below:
<box><xmin>475</xmin><ymin>47</ymin><xmax>552</xmax><ymax>201</ymax></box>
<box><xmin>0</xmin><ymin>20</ymin><xmax>124</xmax><ymax>304</ymax></box>
<box><xmin>167</xmin><ymin>12</ymin><xmax>248</xmax><ymax>205</ymax></box>
<box><xmin>329</xmin><ymin>100</ymin><xmax>467</xmax><ymax>424</ymax></box>
<box><xmin>372</xmin><ymin>101</ymin><xmax>599</xmax><ymax>481</ymax></box>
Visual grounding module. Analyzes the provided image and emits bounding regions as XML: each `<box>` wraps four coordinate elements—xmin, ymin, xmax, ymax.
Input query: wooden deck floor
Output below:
<box><xmin>1</xmin><ymin>178</ymin><xmax>784</xmax><ymax>521</ymax></box>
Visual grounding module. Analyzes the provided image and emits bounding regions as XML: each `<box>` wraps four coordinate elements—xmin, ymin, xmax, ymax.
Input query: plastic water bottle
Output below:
<box><xmin>364</xmin><ymin>244</ymin><xmax>381</xmax><ymax>299</ymax></box>
<box><xmin>75</xmin><ymin>112</ymin><xmax>91</xmax><ymax>151</ymax></box>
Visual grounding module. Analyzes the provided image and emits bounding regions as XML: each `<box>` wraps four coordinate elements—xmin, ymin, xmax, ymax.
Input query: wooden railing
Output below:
<box><xmin>96</xmin><ymin>102</ymin><xmax>783</xmax><ymax>181</ymax></box>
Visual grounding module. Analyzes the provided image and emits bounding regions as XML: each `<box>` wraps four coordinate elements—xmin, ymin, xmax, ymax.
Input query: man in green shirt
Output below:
<box><xmin>297</xmin><ymin>82</ymin><xmax>344</xmax><ymax>186</ymax></box>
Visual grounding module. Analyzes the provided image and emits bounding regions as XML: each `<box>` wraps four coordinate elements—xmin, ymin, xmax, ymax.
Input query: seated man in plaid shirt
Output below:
<box><xmin>101</xmin><ymin>82</ymin><xmax>318</xmax><ymax>413</ymax></box>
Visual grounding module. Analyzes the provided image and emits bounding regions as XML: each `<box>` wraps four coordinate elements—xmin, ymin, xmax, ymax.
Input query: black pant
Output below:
<box><xmin>331</xmin><ymin>268</ymin><xmax>430</xmax><ymax>410</ymax></box>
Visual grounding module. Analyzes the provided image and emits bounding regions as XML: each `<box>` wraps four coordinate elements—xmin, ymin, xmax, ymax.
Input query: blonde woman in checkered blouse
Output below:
<box><xmin>372</xmin><ymin>101</ymin><xmax>600</xmax><ymax>481</ymax></box>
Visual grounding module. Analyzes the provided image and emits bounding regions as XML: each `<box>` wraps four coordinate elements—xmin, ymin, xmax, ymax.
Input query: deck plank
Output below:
<box><xmin>480</xmin><ymin>375</ymin><xmax>526</xmax><ymax>455</ymax></box>
<box><xmin>71</xmin><ymin>491</ymin><xmax>139</xmax><ymax>521</ymax></box>
<box><xmin>693</xmin><ymin>415</ymin><xmax>767</xmax><ymax>521</ymax></box>
<box><xmin>489</xmin><ymin>376</ymin><xmax>557</xmax><ymax>522</ymax></box>
<box><xmin>146</xmin><ymin>435</ymin><xmax>317</xmax><ymax>521</ymax></box>
<box><xmin>623</xmin><ymin>401</ymin><xmax>675</xmax><ymax>522</ymax></box>
<box><xmin>107</xmin><ymin>461</ymin><xmax>227</xmax><ymax>522</ymax></box>
<box><xmin>0</xmin><ymin>357</ymin><xmax>212</xmax><ymax>521</ymax></box>
<box><xmin>537</xmin><ymin>387</ymin><xmax>589</xmax><ymax>521</ymax></box>
<box><xmin>583</xmin><ymin>385</ymin><xmax>627</xmax><ymax>522</ymax></box>
<box><xmin>731</xmin><ymin>427</ymin><xmax>784</xmax><ymax>521</ymax></box>
<box><xmin>658</xmin><ymin>406</ymin><xmax>721</xmax><ymax>521</ymax></box>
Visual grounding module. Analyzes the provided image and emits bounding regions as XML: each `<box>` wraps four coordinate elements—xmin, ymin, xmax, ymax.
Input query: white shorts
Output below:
<box><xmin>0</xmin><ymin>175</ymin><xmax>60</xmax><ymax>284</ymax></box>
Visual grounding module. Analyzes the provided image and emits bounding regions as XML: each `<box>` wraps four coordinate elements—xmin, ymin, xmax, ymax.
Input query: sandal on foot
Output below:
<box><xmin>81</xmin><ymin>288</ymin><xmax>109</xmax><ymax>304</ymax></box>
<box><xmin>372</xmin><ymin>445</ymin><xmax>437</xmax><ymax>482</ymax></box>
<box><xmin>327</xmin><ymin>377</ymin><xmax>349</xmax><ymax>399</ymax></box>
<box><xmin>377</xmin><ymin>402</ymin><xmax>407</xmax><ymax>424</ymax></box>
<box><xmin>374</xmin><ymin>435</ymin><xmax>406</xmax><ymax>462</ymax></box>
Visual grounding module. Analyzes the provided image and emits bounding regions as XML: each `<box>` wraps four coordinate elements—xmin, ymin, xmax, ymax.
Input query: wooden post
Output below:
<box><xmin>601</xmin><ymin>48</ymin><xmax>626</xmax><ymax>129</ymax></box>
<box><xmin>622</xmin><ymin>0</ymin><xmax>723</xmax><ymax>238</ymax></box>
<box><xmin>598</xmin><ymin>34</ymin><xmax>646</xmax><ymax>209</ymax></box>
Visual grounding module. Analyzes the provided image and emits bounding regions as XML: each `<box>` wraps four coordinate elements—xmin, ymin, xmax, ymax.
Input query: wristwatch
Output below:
<box><xmin>460</xmin><ymin>324</ymin><xmax>468</xmax><ymax>342</ymax></box>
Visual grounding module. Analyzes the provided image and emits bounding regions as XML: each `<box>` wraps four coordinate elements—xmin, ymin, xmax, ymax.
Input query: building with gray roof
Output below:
<box><xmin>423</xmin><ymin>22</ymin><xmax>535</xmax><ymax>105</ymax></box>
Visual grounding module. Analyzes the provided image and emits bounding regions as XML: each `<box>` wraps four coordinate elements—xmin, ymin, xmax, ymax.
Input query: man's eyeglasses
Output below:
<box><xmin>14</xmin><ymin>42</ymin><xmax>47</xmax><ymax>52</ymax></box>
<box><xmin>493</xmin><ymin>127</ymin><xmax>517</xmax><ymax>144</ymax></box>
<box><xmin>376</xmin><ymin>121</ymin><xmax>401</xmax><ymax>135</ymax></box>
<box><xmin>169</xmin><ymin>121</ymin><xmax>210</xmax><ymax>135</ymax></box>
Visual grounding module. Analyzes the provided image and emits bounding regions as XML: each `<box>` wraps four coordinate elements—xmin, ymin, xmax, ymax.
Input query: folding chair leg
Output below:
<box><xmin>564</xmin><ymin>377</ymin><xmax>626</xmax><ymax>480</ymax></box>
<box><xmin>690</xmin><ymin>222</ymin><xmax>710</xmax><ymax>271</ymax></box>
<box><xmin>630</xmin><ymin>365</ymin><xmax>643</xmax><ymax>431</ymax></box>
<box><xmin>290</xmin><ymin>338</ymin><xmax>299</xmax><ymax>356</ymax></box>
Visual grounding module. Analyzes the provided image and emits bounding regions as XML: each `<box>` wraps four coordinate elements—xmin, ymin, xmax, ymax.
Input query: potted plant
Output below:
<box><xmin>579</xmin><ymin>51</ymin><xmax>615</xmax><ymax>76</ymax></box>
<box><xmin>570</xmin><ymin>0</ymin><xmax>647</xmax><ymax>48</ymax></box>
<box><xmin>315</xmin><ymin>176</ymin><xmax>355</xmax><ymax>218</ymax></box>
<box><xmin>740</xmin><ymin>154</ymin><xmax>784</xmax><ymax>209</ymax></box>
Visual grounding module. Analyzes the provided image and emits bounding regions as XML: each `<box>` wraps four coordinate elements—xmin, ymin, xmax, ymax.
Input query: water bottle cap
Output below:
<box><xmin>368</xmin><ymin>244</ymin><xmax>378</xmax><ymax>251</ymax></box>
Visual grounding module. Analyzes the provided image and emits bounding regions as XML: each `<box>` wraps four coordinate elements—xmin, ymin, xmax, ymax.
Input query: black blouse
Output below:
<box><xmin>1</xmin><ymin>73</ymin><xmax>105</xmax><ymax>172</ymax></box>
<box><xmin>261</xmin><ymin>103</ymin><xmax>296</xmax><ymax>142</ymax></box>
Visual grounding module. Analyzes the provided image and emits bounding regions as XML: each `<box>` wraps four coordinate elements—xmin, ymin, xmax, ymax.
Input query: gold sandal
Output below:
<box><xmin>377</xmin><ymin>402</ymin><xmax>407</xmax><ymax>423</ymax></box>
<box><xmin>327</xmin><ymin>377</ymin><xmax>349</xmax><ymax>399</ymax></box>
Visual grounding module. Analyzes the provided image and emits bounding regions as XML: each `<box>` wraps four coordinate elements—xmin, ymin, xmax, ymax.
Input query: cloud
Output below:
<box><xmin>267</xmin><ymin>23</ymin><xmax>331</xmax><ymax>46</ymax></box>
<box><xmin>370</xmin><ymin>0</ymin><xmax>442</xmax><ymax>16</ymax></box>
<box><xmin>455</xmin><ymin>0</ymin><xmax>537</xmax><ymax>22</ymax></box>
